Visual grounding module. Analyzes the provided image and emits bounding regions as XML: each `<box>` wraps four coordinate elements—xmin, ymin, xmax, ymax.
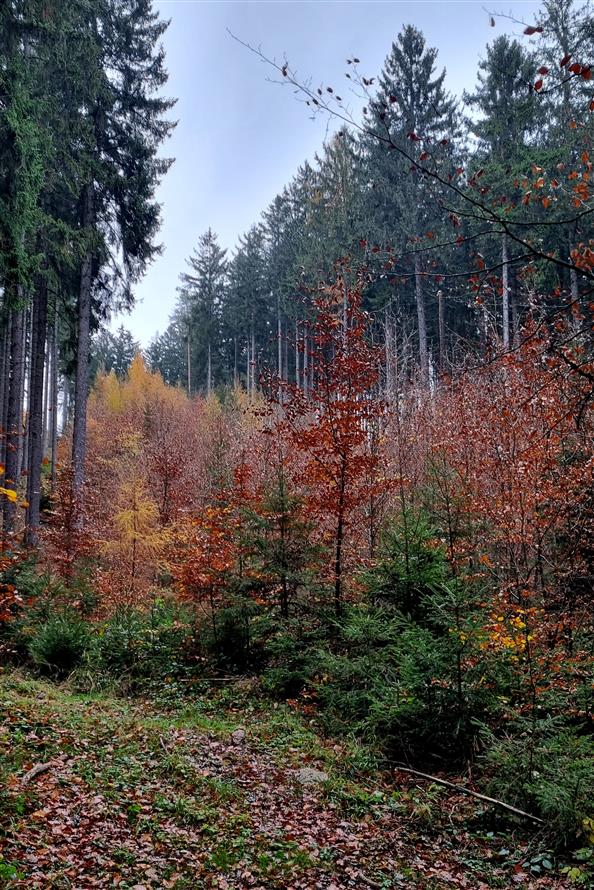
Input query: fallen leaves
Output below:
<box><xmin>0</xmin><ymin>675</ymin><xmax>575</xmax><ymax>889</ymax></box>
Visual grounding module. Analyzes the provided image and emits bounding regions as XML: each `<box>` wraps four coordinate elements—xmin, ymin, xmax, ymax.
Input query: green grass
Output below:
<box><xmin>0</xmin><ymin>669</ymin><xmax>579</xmax><ymax>889</ymax></box>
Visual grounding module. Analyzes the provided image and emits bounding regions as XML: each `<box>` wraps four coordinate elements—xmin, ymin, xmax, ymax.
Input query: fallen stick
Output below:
<box><xmin>393</xmin><ymin>765</ymin><xmax>544</xmax><ymax>824</ymax></box>
<box><xmin>21</xmin><ymin>762</ymin><xmax>52</xmax><ymax>785</ymax></box>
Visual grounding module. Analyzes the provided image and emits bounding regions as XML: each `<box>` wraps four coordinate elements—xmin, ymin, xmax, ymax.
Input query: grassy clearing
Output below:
<box><xmin>0</xmin><ymin>671</ymin><xmax>577</xmax><ymax>889</ymax></box>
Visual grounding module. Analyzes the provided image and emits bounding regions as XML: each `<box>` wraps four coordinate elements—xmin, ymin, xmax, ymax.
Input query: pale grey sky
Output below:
<box><xmin>115</xmin><ymin>0</ymin><xmax>542</xmax><ymax>345</ymax></box>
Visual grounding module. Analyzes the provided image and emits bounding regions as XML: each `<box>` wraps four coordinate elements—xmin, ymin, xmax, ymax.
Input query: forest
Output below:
<box><xmin>0</xmin><ymin>0</ymin><xmax>593</xmax><ymax>887</ymax></box>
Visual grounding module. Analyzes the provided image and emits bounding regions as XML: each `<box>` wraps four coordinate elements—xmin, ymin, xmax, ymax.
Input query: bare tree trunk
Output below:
<box><xmin>233</xmin><ymin>336</ymin><xmax>237</xmax><ymax>387</ymax></box>
<box><xmin>186</xmin><ymin>333</ymin><xmax>191</xmax><ymax>395</ymax></box>
<box><xmin>18</xmin><ymin>307</ymin><xmax>30</xmax><ymax>481</ymax></box>
<box><xmin>568</xmin><ymin>225</ymin><xmax>580</xmax><ymax>330</ymax></box>
<box><xmin>251</xmin><ymin>326</ymin><xmax>256</xmax><ymax>395</ymax></box>
<box><xmin>50</xmin><ymin>311</ymin><xmax>58</xmax><ymax>492</ymax></box>
<box><xmin>61</xmin><ymin>378</ymin><xmax>69</xmax><ymax>433</ymax></box>
<box><xmin>334</xmin><ymin>461</ymin><xmax>346</xmax><ymax>618</ymax></box>
<box><xmin>342</xmin><ymin>276</ymin><xmax>348</xmax><ymax>346</ymax></box>
<box><xmin>277</xmin><ymin>296</ymin><xmax>282</xmax><ymax>378</ymax></box>
<box><xmin>437</xmin><ymin>289</ymin><xmax>446</xmax><ymax>373</ymax></box>
<box><xmin>72</xmin><ymin>182</ymin><xmax>94</xmax><ymax>528</ymax></box>
<box><xmin>3</xmin><ymin>305</ymin><xmax>25</xmax><ymax>534</ymax></box>
<box><xmin>511</xmin><ymin>268</ymin><xmax>520</xmax><ymax>349</ymax></box>
<box><xmin>481</xmin><ymin>303</ymin><xmax>489</xmax><ymax>354</ymax></box>
<box><xmin>294</xmin><ymin>321</ymin><xmax>299</xmax><ymax>386</ymax></box>
<box><xmin>384</xmin><ymin>308</ymin><xmax>393</xmax><ymax>395</ymax></box>
<box><xmin>246</xmin><ymin>336</ymin><xmax>250</xmax><ymax>397</ymax></box>
<box><xmin>414</xmin><ymin>252</ymin><xmax>429</xmax><ymax>382</ymax></box>
<box><xmin>42</xmin><ymin>332</ymin><xmax>50</xmax><ymax>455</ymax></box>
<box><xmin>502</xmin><ymin>232</ymin><xmax>510</xmax><ymax>350</ymax></box>
<box><xmin>25</xmin><ymin>277</ymin><xmax>48</xmax><ymax>546</ymax></box>
<box><xmin>303</xmin><ymin>323</ymin><xmax>309</xmax><ymax>397</ymax></box>
<box><xmin>0</xmin><ymin>313</ymin><xmax>10</xmax><ymax>471</ymax></box>
<box><xmin>207</xmin><ymin>341</ymin><xmax>212</xmax><ymax>397</ymax></box>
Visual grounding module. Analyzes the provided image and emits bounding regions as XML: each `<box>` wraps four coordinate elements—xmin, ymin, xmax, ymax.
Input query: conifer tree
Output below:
<box><xmin>364</xmin><ymin>25</ymin><xmax>460</xmax><ymax>379</ymax></box>
<box><xmin>222</xmin><ymin>227</ymin><xmax>266</xmax><ymax>392</ymax></box>
<box><xmin>179</xmin><ymin>229</ymin><xmax>228</xmax><ymax>396</ymax></box>
<box><xmin>92</xmin><ymin>326</ymin><xmax>139</xmax><ymax>379</ymax></box>
<box><xmin>69</xmin><ymin>0</ymin><xmax>175</xmax><ymax>526</ymax></box>
<box><xmin>146</xmin><ymin>312</ymin><xmax>188</xmax><ymax>389</ymax></box>
<box><xmin>464</xmin><ymin>36</ymin><xmax>538</xmax><ymax>348</ymax></box>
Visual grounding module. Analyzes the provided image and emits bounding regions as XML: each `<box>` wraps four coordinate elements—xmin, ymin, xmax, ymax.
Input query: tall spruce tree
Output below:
<box><xmin>223</xmin><ymin>226</ymin><xmax>268</xmax><ymax>392</ymax></box>
<box><xmin>92</xmin><ymin>325</ymin><xmax>139</xmax><ymax>379</ymax></box>
<box><xmin>538</xmin><ymin>0</ymin><xmax>594</xmax><ymax>309</ymax></box>
<box><xmin>69</xmin><ymin>0</ymin><xmax>175</xmax><ymax>527</ymax></box>
<box><xmin>0</xmin><ymin>2</ymin><xmax>48</xmax><ymax>535</ymax></box>
<box><xmin>179</xmin><ymin>229</ymin><xmax>228</xmax><ymax>396</ymax></box>
<box><xmin>146</xmin><ymin>311</ymin><xmax>188</xmax><ymax>389</ymax></box>
<box><xmin>464</xmin><ymin>36</ymin><xmax>538</xmax><ymax>348</ymax></box>
<box><xmin>364</xmin><ymin>25</ymin><xmax>460</xmax><ymax>379</ymax></box>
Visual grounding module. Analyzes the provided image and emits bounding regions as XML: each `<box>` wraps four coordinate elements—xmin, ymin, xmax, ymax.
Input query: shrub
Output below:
<box><xmin>0</xmin><ymin>559</ymin><xmax>97</xmax><ymax>664</ymax></box>
<box><xmin>312</xmin><ymin>605</ymin><xmax>500</xmax><ymax>761</ymax></box>
<box><xmin>28</xmin><ymin>612</ymin><xmax>90</xmax><ymax>678</ymax></box>
<box><xmin>78</xmin><ymin>599</ymin><xmax>195</xmax><ymax>692</ymax></box>
<box><xmin>481</xmin><ymin>719</ymin><xmax>594</xmax><ymax>842</ymax></box>
<box><xmin>362</xmin><ymin>511</ymin><xmax>448</xmax><ymax>624</ymax></box>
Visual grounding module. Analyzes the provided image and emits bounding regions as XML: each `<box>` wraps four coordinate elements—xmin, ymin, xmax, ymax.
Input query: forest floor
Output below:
<box><xmin>0</xmin><ymin>672</ymin><xmax>575</xmax><ymax>889</ymax></box>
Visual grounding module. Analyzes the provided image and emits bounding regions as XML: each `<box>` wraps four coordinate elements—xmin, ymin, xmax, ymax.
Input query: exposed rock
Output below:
<box><xmin>293</xmin><ymin>767</ymin><xmax>329</xmax><ymax>785</ymax></box>
<box><xmin>231</xmin><ymin>728</ymin><xmax>246</xmax><ymax>745</ymax></box>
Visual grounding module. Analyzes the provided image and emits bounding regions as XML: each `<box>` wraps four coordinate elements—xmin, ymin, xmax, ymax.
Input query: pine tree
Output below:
<box><xmin>0</xmin><ymin>2</ymin><xmax>48</xmax><ymax>535</ymax></box>
<box><xmin>464</xmin><ymin>36</ymin><xmax>538</xmax><ymax>348</ymax></box>
<box><xmin>146</xmin><ymin>311</ymin><xmax>188</xmax><ymax>389</ymax></box>
<box><xmin>221</xmin><ymin>227</ymin><xmax>266</xmax><ymax>393</ymax></box>
<box><xmin>179</xmin><ymin>229</ymin><xmax>228</xmax><ymax>396</ymax></box>
<box><xmin>537</xmin><ymin>0</ymin><xmax>594</xmax><ymax>310</ymax></box>
<box><xmin>364</xmin><ymin>25</ymin><xmax>460</xmax><ymax>379</ymax></box>
<box><xmin>92</xmin><ymin>325</ymin><xmax>139</xmax><ymax>379</ymax></box>
<box><xmin>69</xmin><ymin>0</ymin><xmax>175</xmax><ymax>526</ymax></box>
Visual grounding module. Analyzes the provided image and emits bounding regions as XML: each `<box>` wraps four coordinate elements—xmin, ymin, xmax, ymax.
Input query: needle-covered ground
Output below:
<box><xmin>0</xmin><ymin>673</ymin><xmax>575</xmax><ymax>889</ymax></box>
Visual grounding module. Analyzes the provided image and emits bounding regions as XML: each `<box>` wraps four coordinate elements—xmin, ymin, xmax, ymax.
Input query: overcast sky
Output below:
<box><xmin>114</xmin><ymin>0</ymin><xmax>543</xmax><ymax>346</ymax></box>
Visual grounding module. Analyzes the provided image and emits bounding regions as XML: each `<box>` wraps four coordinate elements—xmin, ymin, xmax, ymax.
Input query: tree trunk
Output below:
<box><xmin>294</xmin><ymin>321</ymin><xmax>299</xmax><ymax>386</ymax></box>
<box><xmin>277</xmin><ymin>296</ymin><xmax>282</xmax><ymax>378</ymax></box>
<box><xmin>3</xmin><ymin>305</ymin><xmax>25</xmax><ymax>534</ymax></box>
<box><xmin>0</xmin><ymin>313</ymin><xmax>11</xmax><ymax>470</ymax></box>
<box><xmin>50</xmin><ymin>312</ymin><xmax>58</xmax><ymax>492</ymax></box>
<box><xmin>61</xmin><ymin>378</ymin><xmax>69</xmax><ymax>433</ymax></box>
<box><xmin>207</xmin><ymin>341</ymin><xmax>211</xmax><ymax>397</ymax></box>
<box><xmin>437</xmin><ymin>289</ymin><xmax>446</xmax><ymax>373</ymax></box>
<box><xmin>511</xmin><ymin>267</ymin><xmax>520</xmax><ymax>348</ymax></box>
<box><xmin>186</xmin><ymin>333</ymin><xmax>191</xmax><ymax>395</ymax></box>
<box><xmin>42</xmin><ymin>331</ymin><xmax>50</xmax><ymax>455</ymax></box>
<box><xmin>251</xmin><ymin>325</ymin><xmax>255</xmax><ymax>395</ymax></box>
<box><xmin>384</xmin><ymin>308</ymin><xmax>392</xmax><ymax>395</ymax></box>
<box><xmin>303</xmin><ymin>323</ymin><xmax>308</xmax><ymax>396</ymax></box>
<box><xmin>246</xmin><ymin>336</ymin><xmax>250</xmax><ymax>397</ymax></box>
<box><xmin>72</xmin><ymin>182</ymin><xmax>94</xmax><ymax>528</ymax></box>
<box><xmin>334</xmin><ymin>462</ymin><xmax>346</xmax><ymax>618</ymax></box>
<box><xmin>18</xmin><ymin>307</ymin><xmax>29</xmax><ymax>481</ymax></box>
<box><xmin>502</xmin><ymin>232</ymin><xmax>510</xmax><ymax>350</ymax></box>
<box><xmin>25</xmin><ymin>277</ymin><xmax>48</xmax><ymax>546</ymax></box>
<box><xmin>414</xmin><ymin>253</ymin><xmax>429</xmax><ymax>381</ymax></box>
<box><xmin>568</xmin><ymin>225</ymin><xmax>580</xmax><ymax>330</ymax></box>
